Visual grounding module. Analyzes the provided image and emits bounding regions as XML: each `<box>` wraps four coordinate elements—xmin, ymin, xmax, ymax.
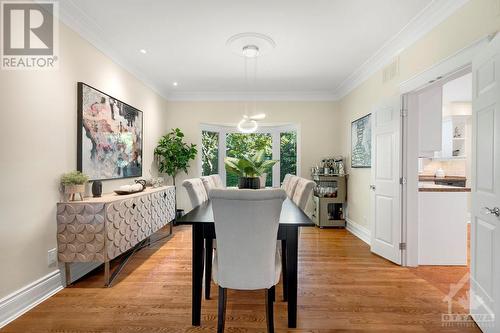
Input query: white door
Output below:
<box><xmin>470</xmin><ymin>35</ymin><xmax>500</xmax><ymax>332</ymax></box>
<box><xmin>370</xmin><ymin>97</ymin><xmax>402</xmax><ymax>264</ymax></box>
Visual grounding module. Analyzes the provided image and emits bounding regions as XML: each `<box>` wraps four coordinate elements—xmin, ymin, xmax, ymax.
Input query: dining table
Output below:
<box><xmin>176</xmin><ymin>197</ymin><xmax>314</xmax><ymax>328</ymax></box>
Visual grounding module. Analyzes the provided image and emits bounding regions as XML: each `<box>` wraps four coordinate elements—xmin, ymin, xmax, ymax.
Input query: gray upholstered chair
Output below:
<box><xmin>292</xmin><ymin>178</ymin><xmax>316</xmax><ymax>211</ymax></box>
<box><xmin>182</xmin><ymin>178</ymin><xmax>208</xmax><ymax>209</ymax></box>
<box><xmin>209</xmin><ymin>188</ymin><xmax>286</xmax><ymax>333</ymax></box>
<box><xmin>284</xmin><ymin>175</ymin><xmax>300</xmax><ymax>198</ymax></box>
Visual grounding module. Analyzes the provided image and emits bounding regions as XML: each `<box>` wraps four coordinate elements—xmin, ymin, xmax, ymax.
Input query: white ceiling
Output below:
<box><xmin>59</xmin><ymin>0</ymin><xmax>468</xmax><ymax>100</ymax></box>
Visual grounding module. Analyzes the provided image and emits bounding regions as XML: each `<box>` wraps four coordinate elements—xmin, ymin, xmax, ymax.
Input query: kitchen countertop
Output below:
<box><xmin>418</xmin><ymin>175</ymin><xmax>466</xmax><ymax>182</ymax></box>
<box><xmin>418</xmin><ymin>182</ymin><xmax>471</xmax><ymax>192</ymax></box>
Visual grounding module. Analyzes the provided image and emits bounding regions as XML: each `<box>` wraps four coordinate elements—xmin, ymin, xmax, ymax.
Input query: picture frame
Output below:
<box><xmin>351</xmin><ymin>113</ymin><xmax>372</xmax><ymax>168</ymax></box>
<box><xmin>77</xmin><ymin>82</ymin><xmax>143</xmax><ymax>181</ymax></box>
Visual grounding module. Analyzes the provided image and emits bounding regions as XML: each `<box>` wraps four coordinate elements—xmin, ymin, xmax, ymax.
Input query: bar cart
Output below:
<box><xmin>311</xmin><ymin>174</ymin><xmax>347</xmax><ymax>228</ymax></box>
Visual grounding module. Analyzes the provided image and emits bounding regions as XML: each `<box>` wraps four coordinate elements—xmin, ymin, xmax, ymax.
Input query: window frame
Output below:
<box><xmin>199</xmin><ymin>123</ymin><xmax>301</xmax><ymax>187</ymax></box>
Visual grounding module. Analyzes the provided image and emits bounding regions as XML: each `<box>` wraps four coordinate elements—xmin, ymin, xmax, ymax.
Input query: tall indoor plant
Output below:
<box><xmin>224</xmin><ymin>150</ymin><xmax>278</xmax><ymax>189</ymax></box>
<box><xmin>154</xmin><ymin>128</ymin><xmax>197</xmax><ymax>187</ymax></box>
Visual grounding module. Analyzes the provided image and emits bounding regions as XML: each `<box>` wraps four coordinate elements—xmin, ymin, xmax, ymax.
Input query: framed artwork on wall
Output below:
<box><xmin>351</xmin><ymin>113</ymin><xmax>372</xmax><ymax>168</ymax></box>
<box><xmin>77</xmin><ymin>82</ymin><xmax>143</xmax><ymax>181</ymax></box>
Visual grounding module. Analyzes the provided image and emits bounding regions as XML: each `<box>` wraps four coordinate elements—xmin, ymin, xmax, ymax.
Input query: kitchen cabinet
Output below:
<box><xmin>418</xmin><ymin>84</ymin><xmax>443</xmax><ymax>155</ymax></box>
<box><xmin>434</xmin><ymin>116</ymin><xmax>468</xmax><ymax>159</ymax></box>
<box><xmin>418</xmin><ymin>190</ymin><xmax>468</xmax><ymax>265</ymax></box>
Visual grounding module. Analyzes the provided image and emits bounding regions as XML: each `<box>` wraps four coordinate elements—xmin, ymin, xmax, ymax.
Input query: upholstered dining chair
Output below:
<box><xmin>210</xmin><ymin>174</ymin><xmax>224</xmax><ymax>188</ymax></box>
<box><xmin>284</xmin><ymin>175</ymin><xmax>300</xmax><ymax>198</ymax></box>
<box><xmin>201</xmin><ymin>175</ymin><xmax>217</xmax><ymax>193</ymax></box>
<box><xmin>281</xmin><ymin>173</ymin><xmax>293</xmax><ymax>189</ymax></box>
<box><xmin>182</xmin><ymin>178</ymin><xmax>208</xmax><ymax>209</ymax></box>
<box><xmin>292</xmin><ymin>177</ymin><xmax>316</xmax><ymax>211</ymax></box>
<box><xmin>209</xmin><ymin>188</ymin><xmax>286</xmax><ymax>333</ymax></box>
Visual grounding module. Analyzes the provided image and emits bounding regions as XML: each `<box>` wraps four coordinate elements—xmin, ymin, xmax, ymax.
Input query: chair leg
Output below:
<box><xmin>281</xmin><ymin>240</ymin><xmax>288</xmax><ymax>301</ymax></box>
<box><xmin>217</xmin><ymin>287</ymin><xmax>227</xmax><ymax>333</ymax></box>
<box><xmin>205</xmin><ymin>238</ymin><xmax>213</xmax><ymax>299</ymax></box>
<box><xmin>265</xmin><ymin>287</ymin><xmax>275</xmax><ymax>333</ymax></box>
<box><xmin>269</xmin><ymin>284</ymin><xmax>275</xmax><ymax>302</ymax></box>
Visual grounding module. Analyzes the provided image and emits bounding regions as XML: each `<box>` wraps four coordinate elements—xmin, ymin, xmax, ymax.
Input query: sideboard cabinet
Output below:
<box><xmin>56</xmin><ymin>186</ymin><xmax>175</xmax><ymax>286</ymax></box>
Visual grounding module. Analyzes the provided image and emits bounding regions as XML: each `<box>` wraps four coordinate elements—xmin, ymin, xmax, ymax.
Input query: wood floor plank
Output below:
<box><xmin>2</xmin><ymin>226</ymin><xmax>480</xmax><ymax>333</ymax></box>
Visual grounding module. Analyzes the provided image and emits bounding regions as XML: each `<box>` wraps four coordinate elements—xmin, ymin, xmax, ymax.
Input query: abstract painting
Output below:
<box><xmin>351</xmin><ymin>114</ymin><xmax>371</xmax><ymax>168</ymax></box>
<box><xmin>77</xmin><ymin>82</ymin><xmax>143</xmax><ymax>181</ymax></box>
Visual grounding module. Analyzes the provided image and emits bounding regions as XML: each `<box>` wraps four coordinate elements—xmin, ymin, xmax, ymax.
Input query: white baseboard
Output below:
<box><xmin>346</xmin><ymin>218</ymin><xmax>371</xmax><ymax>245</ymax></box>
<box><xmin>0</xmin><ymin>270</ymin><xmax>63</xmax><ymax>328</ymax></box>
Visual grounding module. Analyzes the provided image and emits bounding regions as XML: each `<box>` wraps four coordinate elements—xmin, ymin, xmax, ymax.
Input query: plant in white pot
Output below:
<box><xmin>61</xmin><ymin>171</ymin><xmax>89</xmax><ymax>201</ymax></box>
<box><xmin>224</xmin><ymin>150</ymin><xmax>278</xmax><ymax>189</ymax></box>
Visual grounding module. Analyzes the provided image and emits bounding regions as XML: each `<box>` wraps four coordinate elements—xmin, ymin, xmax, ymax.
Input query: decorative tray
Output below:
<box><xmin>114</xmin><ymin>187</ymin><xmax>145</xmax><ymax>195</ymax></box>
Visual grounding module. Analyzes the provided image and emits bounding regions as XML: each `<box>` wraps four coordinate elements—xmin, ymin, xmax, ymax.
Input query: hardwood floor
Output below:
<box><xmin>3</xmin><ymin>226</ymin><xmax>480</xmax><ymax>333</ymax></box>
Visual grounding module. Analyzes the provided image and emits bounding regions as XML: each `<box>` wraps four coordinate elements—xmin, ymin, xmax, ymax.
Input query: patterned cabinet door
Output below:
<box><xmin>106</xmin><ymin>197</ymin><xmax>142</xmax><ymax>260</ymax></box>
<box><xmin>57</xmin><ymin>203</ymin><xmax>106</xmax><ymax>263</ymax></box>
<box><xmin>151</xmin><ymin>187</ymin><xmax>176</xmax><ymax>233</ymax></box>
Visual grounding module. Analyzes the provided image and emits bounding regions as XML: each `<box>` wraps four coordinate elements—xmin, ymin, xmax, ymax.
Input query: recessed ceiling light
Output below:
<box><xmin>172</xmin><ymin>82</ymin><xmax>178</xmax><ymax>87</ymax></box>
<box><xmin>139</xmin><ymin>49</ymin><xmax>147</xmax><ymax>54</ymax></box>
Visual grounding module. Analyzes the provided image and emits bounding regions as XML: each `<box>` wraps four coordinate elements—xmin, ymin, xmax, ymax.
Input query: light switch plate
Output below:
<box><xmin>47</xmin><ymin>248</ymin><xmax>57</xmax><ymax>267</ymax></box>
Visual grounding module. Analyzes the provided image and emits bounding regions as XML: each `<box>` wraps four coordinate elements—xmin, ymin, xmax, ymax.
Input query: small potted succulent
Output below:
<box><xmin>61</xmin><ymin>171</ymin><xmax>89</xmax><ymax>201</ymax></box>
<box><xmin>224</xmin><ymin>150</ymin><xmax>278</xmax><ymax>189</ymax></box>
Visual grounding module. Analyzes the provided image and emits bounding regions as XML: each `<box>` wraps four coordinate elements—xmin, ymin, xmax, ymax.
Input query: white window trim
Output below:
<box><xmin>199</xmin><ymin>123</ymin><xmax>301</xmax><ymax>187</ymax></box>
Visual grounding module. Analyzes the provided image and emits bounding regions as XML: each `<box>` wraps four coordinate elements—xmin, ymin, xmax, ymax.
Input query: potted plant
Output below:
<box><xmin>154</xmin><ymin>128</ymin><xmax>197</xmax><ymax>221</ymax></box>
<box><xmin>61</xmin><ymin>171</ymin><xmax>89</xmax><ymax>201</ymax></box>
<box><xmin>154</xmin><ymin>128</ymin><xmax>197</xmax><ymax>187</ymax></box>
<box><xmin>224</xmin><ymin>150</ymin><xmax>278</xmax><ymax>189</ymax></box>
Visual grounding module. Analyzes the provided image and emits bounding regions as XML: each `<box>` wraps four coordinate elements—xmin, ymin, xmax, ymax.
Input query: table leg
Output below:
<box><xmin>286</xmin><ymin>227</ymin><xmax>299</xmax><ymax>328</ymax></box>
<box><xmin>205</xmin><ymin>238</ymin><xmax>213</xmax><ymax>300</ymax></box>
<box><xmin>192</xmin><ymin>224</ymin><xmax>205</xmax><ymax>326</ymax></box>
<box><xmin>281</xmin><ymin>240</ymin><xmax>288</xmax><ymax>301</ymax></box>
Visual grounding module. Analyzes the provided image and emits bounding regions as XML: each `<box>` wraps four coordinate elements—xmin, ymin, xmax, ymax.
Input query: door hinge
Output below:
<box><xmin>399</xmin><ymin>242</ymin><xmax>407</xmax><ymax>250</ymax></box>
<box><xmin>400</xmin><ymin>109</ymin><xmax>408</xmax><ymax>117</ymax></box>
<box><xmin>399</xmin><ymin>177</ymin><xmax>407</xmax><ymax>185</ymax></box>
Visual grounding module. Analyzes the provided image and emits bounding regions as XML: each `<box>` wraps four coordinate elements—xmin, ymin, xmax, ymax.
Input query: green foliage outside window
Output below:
<box><xmin>226</xmin><ymin>133</ymin><xmax>272</xmax><ymax>187</ymax></box>
<box><xmin>201</xmin><ymin>131</ymin><xmax>219</xmax><ymax>176</ymax></box>
<box><xmin>200</xmin><ymin>129</ymin><xmax>298</xmax><ymax>187</ymax></box>
<box><xmin>280</xmin><ymin>131</ymin><xmax>297</xmax><ymax>183</ymax></box>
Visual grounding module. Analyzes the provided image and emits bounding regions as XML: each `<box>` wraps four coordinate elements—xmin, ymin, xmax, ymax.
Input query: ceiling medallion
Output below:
<box><xmin>226</xmin><ymin>32</ymin><xmax>276</xmax><ymax>57</ymax></box>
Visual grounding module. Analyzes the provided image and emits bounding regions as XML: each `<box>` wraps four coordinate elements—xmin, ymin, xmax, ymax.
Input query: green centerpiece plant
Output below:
<box><xmin>224</xmin><ymin>150</ymin><xmax>278</xmax><ymax>189</ymax></box>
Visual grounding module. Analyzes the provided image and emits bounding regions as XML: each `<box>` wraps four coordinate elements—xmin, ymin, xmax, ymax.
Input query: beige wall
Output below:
<box><xmin>338</xmin><ymin>0</ymin><xmax>500</xmax><ymax>228</ymax></box>
<box><xmin>164</xmin><ymin>101</ymin><xmax>341</xmax><ymax>211</ymax></box>
<box><xmin>0</xmin><ymin>24</ymin><xmax>168</xmax><ymax>298</ymax></box>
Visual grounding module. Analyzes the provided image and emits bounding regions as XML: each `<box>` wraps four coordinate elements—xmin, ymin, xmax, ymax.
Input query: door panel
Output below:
<box><xmin>470</xmin><ymin>34</ymin><xmax>500</xmax><ymax>332</ymax></box>
<box><xmin>370</xmin><ymin>97</ymin><xmax>402</xmax><ymax>265</ymax></box>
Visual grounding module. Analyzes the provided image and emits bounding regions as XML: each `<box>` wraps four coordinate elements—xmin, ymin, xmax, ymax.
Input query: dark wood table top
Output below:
<box><xmin>177</xmin><ymin>198</ymin><xmax>314</xmax><ymax>227</ymax></box>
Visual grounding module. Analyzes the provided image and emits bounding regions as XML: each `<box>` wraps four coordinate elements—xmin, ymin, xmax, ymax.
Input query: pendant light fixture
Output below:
<box><xmin>227</xmin><ymin>33</ymin><xmax>275</xmax><ymax>133</ymax></box>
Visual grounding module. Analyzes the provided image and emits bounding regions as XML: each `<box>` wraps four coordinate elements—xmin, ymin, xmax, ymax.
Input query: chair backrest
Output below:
<box><xmin>182</xmin><ymin>178</ymin><xmax>208</xmax><ymax>208</ymax></box>
<box><xmin>201</xmin><ymin>176</ymin><xmax>217</xmax><ymax>193</ymax></box>
<box><xmin>284</xmin><ymin>175</ymin><xmax>300</xmax><ymax>198</ymax></box>
<box><xmin>201</xmin><ymin>174</ymin><xmax>225</xmax><ymax>193</ymax></box>
<box><xmin>210</xmin><ymin>188</ymin><xmax>286</xmax><ymax>290</ymax></box>
<box><xmin>292</xmin><ymin>178</ymin><xmax>316</xmax><ymax>210</ymax></box>
<box><xmin>210</xmin><ymin>174</ymin><xmax>224</xmax><ymax>188</ymax></box>
<box><xmin>281</xmin><ymin>173</ymin><xmax>293</xmax><ymax>188</ymax></box>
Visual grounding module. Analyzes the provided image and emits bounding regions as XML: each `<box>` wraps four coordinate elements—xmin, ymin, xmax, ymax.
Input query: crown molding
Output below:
<box><xmin>58</xmin><ymin>0</ymin><xmax>170</xmax><ymax>101</ymax></box>
<box><xmin>59</xmin><ymin>0</ymin><xmax>468</xmax><ymax>102</ymax></box>
<box><xmin>166</xmin><ymin>91</ymin><xmax>339</xmax><ymax>102</ymax></box>
<box><xmin>334</xmin><ymin>0</ymin><xmax>470</xmax><ymax>100</ymax></box>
